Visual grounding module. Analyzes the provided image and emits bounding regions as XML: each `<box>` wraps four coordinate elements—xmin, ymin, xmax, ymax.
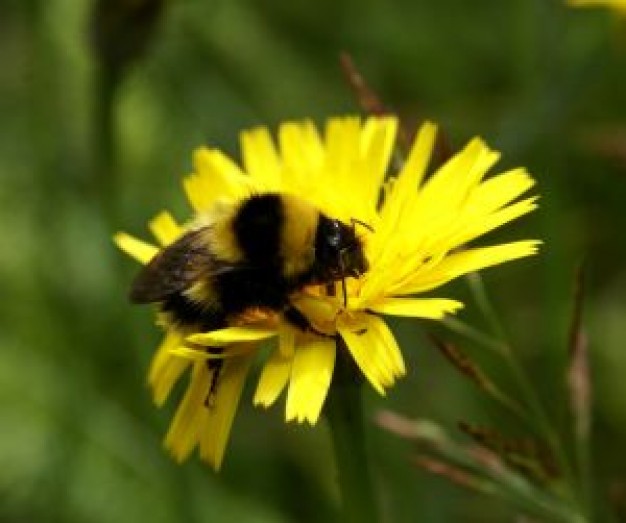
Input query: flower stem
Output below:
<box><xmin>325</xmin><ymin>343</ymin><xmax>379</xmax><ymax>523</ymax></box>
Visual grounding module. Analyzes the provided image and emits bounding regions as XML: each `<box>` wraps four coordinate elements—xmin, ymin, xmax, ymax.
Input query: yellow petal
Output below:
<box><xmin>290</xmin><ymin>294</ymin><xmax>340</xmax><ymax>326</ymax></box>
<box><xmin>377</xmin><ymin>122</ymin><xmax>437</xmax><ymax>235</ymax></box>
<box><xmin>447</xmin><ymin>197</ymin><xmax>539</xmax><ymax>249</ymax></box>
<box><xmin>278</xmin><ymin>120</ymin><xmax>324</xmax><ymax>190</ymax></box>
<box><xmin>113</xmin><ymin>232</ymin><xmax>158</xmax><ymax>265</ymax></box>
<box><xmin>421</xmin><ymin>170</ymin><xmax>536</xmax><ymax>255</ymax></box>
<box><xmin>366</xmin><ymin>315</ymin><xmax>406</xmax><ymax>377</ymax></box>
<box><xmin>168</xmin><ymin>346</ymin><xmax>211</xmax><ymax>361</ymax></box>
<box><xmin>397</xmin><ymin>121</ymin><xmax>437</xmax><ymax>191</ymax></box>
<box><xmin>254</xmin><ymin>347</ymin><xmax>292</xmax><ymax>408</ymax></box>
<box><xmin>198</xmin><ymin>351</ymin><xmax>254</xmax><ymax>470</ymax></box>
<box><xmin>466</xmin><ymin>168</ymin><xmax>535</xmax><ymax>214</ymax></box>
<box><xmin>324</xmin><ymin>117</ymin><xmax>361</xmax><ymax>178</ymax></box>
<box><xmin>286</xmin><ymin>337</ymin><xmax>336</xmax><ymax>424</ymax></box>
<box><xmin>240</xmin><ymin>127</ymin><xmax>281</xmax><ymax>190</ymax></box>
<box><xmin>185</xmin><ymin>148</ymin><xmax>253</xmax><ymax>212</ymax></box>
<box><xmin>164</xmin><ymin>360</ymin><xmax>212</xmax><ymax>463</ymax></box>
<box><xmin>338</xmin><ymin>317</ymin><xmax>387</xmax><ymax>395</ymax></box>
<box><xmin>164</xmin><ymin>348</ymin><xmax>253</xmax><ymax>470</ymax></box>
<box><xmin>336</xmin><ymin>315</ymin><xmax>402</xmax><ymax>390</ymax></box>
<box><xmin>187</xmin><ymin>327</ymin><xmax>277</xmax><ymax>346</ymax></box>
<box><xmin>148</xmin><ymin>329</ymin><xmax>190</xmax><ymax>406</ymax></box>
<box><xmin>149</xmin><ymin>211</ymin><xmax>181</xmax><ymax>246</ymax></box>
<box><xmin>170</xmin><ymin>343</ymin><xmax>254</xmax><ymax>361</ymax></box>
<box><xmin>183</xmin><ymin>172</ymin><xmax>214</xmax><ymax>213</ymax></box>
<box><xmin>371</xmin><ymin>135</ymin><xmax>496</xmax><ymax>272</ymax></box>
<box><xmin>278</xmin><ymin>323</ymin><xmax>296</xmax><ymax>357</ymax></box>
<box><xmin>340</xmin><ymin>314</ymin><xmax>405</xmax><ymax>393</ymax></box>
<box><xmin>415</xmin><ymin>138</ymin><xmax>497</xmax><ymax>212</ymax></box>
<box><xmin>369</xmin><ymin>298</ymin><xmax>464</xmax><ymax>319</ymax></box>
<box><xmin>399</xmin><ymin>240</ymin><xmax>541</xmax><ymax>295</ymax></box>
<box><xmin>359</xmin><ymin>116</ymin><xmax>398</xmax><ymax>211</ymax></box>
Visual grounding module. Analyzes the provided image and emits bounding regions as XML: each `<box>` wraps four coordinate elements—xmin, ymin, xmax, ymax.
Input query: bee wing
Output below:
<box><xmin>130</xmin><ymin>227</ymin><xmax>221</xmax><ymax>304</ymax></box>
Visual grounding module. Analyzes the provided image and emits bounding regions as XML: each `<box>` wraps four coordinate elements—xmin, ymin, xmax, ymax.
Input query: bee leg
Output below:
<box><xmin>204</xmin><ymin>351</ymin><xmax>223</xmax><ymax>408</ymax></box>
<box><xmin>283</xmin><ymin>305</ymin><xmax>335</xmax><ymax>339</ymax></box>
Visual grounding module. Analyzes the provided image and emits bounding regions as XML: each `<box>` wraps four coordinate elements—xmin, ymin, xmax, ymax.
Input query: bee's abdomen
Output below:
<box><xmin>161</xmin><ymin>293</ymin><xmax>226</xmax><ymax>331</ymax></box>
<box><xmin>215</xmin><ymin>267</ymin><xmax>288</xmax><ymax>315</ymax></box>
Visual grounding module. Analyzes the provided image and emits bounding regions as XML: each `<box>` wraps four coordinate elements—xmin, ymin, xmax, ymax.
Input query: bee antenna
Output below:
<box><xmin>351</xmin><ymin>218</ymin><xmax>374</xmax><ymax>233</ymax></box>
<box><xmin>339</xmin><ymin>258</ymin><xmax>348</xmax><ymax>307</ymax></box>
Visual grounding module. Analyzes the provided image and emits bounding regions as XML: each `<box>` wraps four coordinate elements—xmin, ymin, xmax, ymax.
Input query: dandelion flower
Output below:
<box><xmin>115</xmin><ymin>116</ymin><xmax>539</xmax><ymax>470</ymax></box>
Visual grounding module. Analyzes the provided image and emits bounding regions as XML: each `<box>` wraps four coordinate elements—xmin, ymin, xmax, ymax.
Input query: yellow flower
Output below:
<box><xmin>567</xmin><ymin>0</ymin><xmax>626</xmax><ymax>13</ymax></box>
<box><xmin>115</xmin><ymin>116</ymin><xmax>539</xmax><ymax>470</ymax></box>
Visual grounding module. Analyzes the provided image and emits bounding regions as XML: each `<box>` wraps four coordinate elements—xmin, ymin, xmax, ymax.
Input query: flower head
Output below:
<box><xmin>115</xmin><ymin>116</ymin><xmax>539</xmax><ymax>470</ymax></box>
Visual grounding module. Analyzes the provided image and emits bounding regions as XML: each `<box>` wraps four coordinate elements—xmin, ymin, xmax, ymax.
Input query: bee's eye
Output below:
<box><xmin>328</xmin><ymin>220</ymin><xmax>342</xmax><ymax>248</ymax></box>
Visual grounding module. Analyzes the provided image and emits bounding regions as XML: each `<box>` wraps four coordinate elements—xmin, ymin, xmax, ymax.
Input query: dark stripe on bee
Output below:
<box><xmin>218</xmin><ymin>194</ymin><xmax>291</xmax><ymax>316</ymax></box>
<box><xmin>232</xmin><ymin>194</ymin><xmax>283</xmax><ymax>268</ymax></box>
<box><xmin>215</xmin><ymin>266</ymin><xmax>288</xmax><ymax>318</ymax></box>
<box><xmin>162</xmin><ymin>294</ymin><xmax>226</xmax><ymax>331</ymax></box>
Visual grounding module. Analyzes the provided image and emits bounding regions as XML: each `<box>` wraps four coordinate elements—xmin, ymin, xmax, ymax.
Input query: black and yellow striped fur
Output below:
<box><xmin>130</xmin><ymin>193</ymin><xmax>368</xmax><ymax>334</ymax></box>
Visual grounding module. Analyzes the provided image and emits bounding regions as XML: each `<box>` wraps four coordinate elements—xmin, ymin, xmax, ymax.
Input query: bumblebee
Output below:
<box><xmin>130</xmin><ymin>193</ymin><xmax>369</xmax><ymax>335</ymax></box>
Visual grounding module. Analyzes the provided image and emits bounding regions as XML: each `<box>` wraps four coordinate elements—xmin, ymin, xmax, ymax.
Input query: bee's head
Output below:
<box><xmin>315</xmin><ymin>216</ymin><xmax>369</xmax><ymax>283</ymax></box>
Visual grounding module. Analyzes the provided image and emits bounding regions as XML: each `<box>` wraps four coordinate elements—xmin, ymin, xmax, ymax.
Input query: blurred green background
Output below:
<box><xmin>2</xmin><ymin>0</ymin><xmax>626</xmax><ymax>521</ymax></box>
